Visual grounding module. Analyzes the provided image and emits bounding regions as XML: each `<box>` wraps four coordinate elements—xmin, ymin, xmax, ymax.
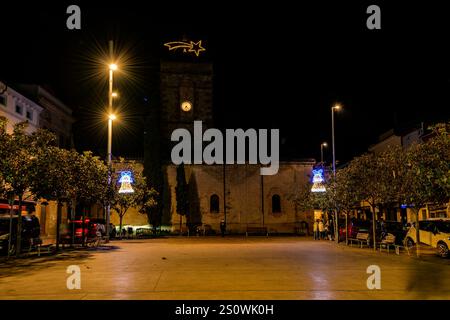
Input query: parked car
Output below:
<box><xmin>339</xmin><ymin>219</ymin><xmax>371</xmax><ymax>241</ymax></box>
<box><xmin>61</xmin><ymin>218</ymin><xmax>100</xmax><ymax>244</ymax></box>
<box><xmin>0</xmin><ymin>215</ymin><xmax>41</xmax><ymax>255</ymax></box>
<box><xmin>404</xmin><ymin>219</ymin><xmax>450</xmax><ymax>258</ymax></box>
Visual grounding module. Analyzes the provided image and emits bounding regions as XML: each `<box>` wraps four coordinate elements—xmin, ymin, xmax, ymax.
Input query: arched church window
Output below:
<box><xmin>210</xmin><ymin>194</ymin><xmax>220</xmax><ymax>213</ymax></box>
<box><xmin>272</xmin><ymin>194</ymin><xmax>281</xmax><ymax>213</ymax></box>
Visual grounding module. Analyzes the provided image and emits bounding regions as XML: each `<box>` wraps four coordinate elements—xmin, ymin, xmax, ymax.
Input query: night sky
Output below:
<box><xmin>1</xmin><ymin>1</ymin><xmax>450</xmax><ymax>165</ymax></box>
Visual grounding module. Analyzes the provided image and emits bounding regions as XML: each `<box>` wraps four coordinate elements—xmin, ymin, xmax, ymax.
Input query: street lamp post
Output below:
<box><xmin>320</xmin><ymin>142</ymin><xmax>327</xmax><ymax>164</ymax></box>
<box><xmin>106</xmin><ymin>63</ymin><xmax>117</xmax><ymax>243</ymax></box>
<box><xmin>331</xmin><ymin>104</ymin><xmax>341</xmax><ymax>243</ymax></box>
<box><xmin>331</xmin><ymin>105</ymin><xmax>340</xmax><ymax>176</ymax></box>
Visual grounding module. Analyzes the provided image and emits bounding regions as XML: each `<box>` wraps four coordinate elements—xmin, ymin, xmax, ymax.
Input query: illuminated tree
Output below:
<box><xmin>0</xmin><ymin>118</ymin><xmax>55</xmax><ymax>255</ymax></box>
<box><xmin>399</xmin><ymin>124</ymin><xmax>450</xmax><ymax>254</ymax></box>
<box><xmin>31</xmin><ymin>147</ymin><xmax>74</xmax><ymax>251</ymax></box>
<box><xmin>66</xmin><ymin>151</ymin><xmax>108</xmax><ymax>246</ymax></box>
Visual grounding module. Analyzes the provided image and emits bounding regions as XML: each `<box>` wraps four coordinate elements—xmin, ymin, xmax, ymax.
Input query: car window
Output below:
<box><xmin>425</xmin><ymin>223</ymin><xmax>436</xmax><ymax>232</ymax></box>
<box><xmin>419</xmin><ymin>221</ymin><xmax>431</xmax><ymax>231</ymax></box>
<box><xmin>435</xmin><ymin>221</ymin><xmax>450</xmax><ymax>233</ymax></box>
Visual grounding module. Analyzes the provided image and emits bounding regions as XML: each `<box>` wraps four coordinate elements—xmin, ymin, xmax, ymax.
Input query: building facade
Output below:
<box><xmin>15</xmin><ymin>84</ymin><xmax>75</xmax><ymax>148</ymax></box>
<box><xmin>0</xmin><ymin>82</ymin><xmax>43</xmax><ymax>133</ymax></box>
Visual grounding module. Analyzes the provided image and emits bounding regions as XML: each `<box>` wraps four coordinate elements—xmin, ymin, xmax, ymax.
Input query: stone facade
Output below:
<box><xmin>160</xmin><ymin>60</ymin><xmax>213</xmax><ymax>151</ymax></box>
<box><xmin>166</xmin><ymin>162</ymin><xmax>315</xmax><ymax>234</ymax></box>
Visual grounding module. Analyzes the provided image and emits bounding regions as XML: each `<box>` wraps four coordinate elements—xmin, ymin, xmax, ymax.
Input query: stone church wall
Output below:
<box><xmin>166</xmin><ymin>162</ymin><xmax>315</xmax><ymax>234</ymax></box>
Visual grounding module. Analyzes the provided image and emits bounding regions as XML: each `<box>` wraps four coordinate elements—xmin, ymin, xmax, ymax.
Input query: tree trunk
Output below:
<box><xmin>119</xmin><ymin>214</ymin><xmax>123</xmax><ymax>240</ymax></box>
<box><xmin>334</xmin><ymin>210</ymin><xmax>338</xmax><ymax>243</ymax></box>
<box><xmin>179</xmin><ymin>215</ymin><xmax>182</xmax><ymax>235</ymax></box>
<box><xmin>7</xmin><ymin>197</ymin><xmax>14</xmax><ymax>259</ymax></box>
<box><xmin>71</xmin><ymin>199</ymin><xmax>76</xmax><ymax>247</ymax></box>
<box><xmin>414</xmin><ymin>208</ymin><xmax>421</xmax><ymax>257</ymax></box>
<box><xmin>15</xmin><ymin>194</ymin><xmax>23</xmax><ymax>257</ymax></box>
<box><xmin>345</xmin><ymin>212</ymin><xmax>348</xmax><ymax>246</ymax></box>
<box><xmin>371</xmin><ymin>204</ymin><xmax>377</xmax><ymax>250</ymax></box>
<box><xmin>82</xmin><ymin>207</ymin><xmax>86</xmax><ymax>247</ymax></box>
<box><xmin>55</xmin><ymin>201</ymin><xmax>62</xmax><ymax>252</ymax></box>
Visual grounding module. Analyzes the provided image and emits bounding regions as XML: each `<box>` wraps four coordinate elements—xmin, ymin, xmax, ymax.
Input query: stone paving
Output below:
<box><xmin>0</xmin><ymin>237</ymin><xmax>449</xmax><ymax>300</ymax></box>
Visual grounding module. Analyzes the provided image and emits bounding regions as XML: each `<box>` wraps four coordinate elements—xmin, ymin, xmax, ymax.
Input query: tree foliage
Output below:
<box><xmin>295</xmin><ymin>122</ymin><xmax>449</xmax><ymax>249</ymax></box>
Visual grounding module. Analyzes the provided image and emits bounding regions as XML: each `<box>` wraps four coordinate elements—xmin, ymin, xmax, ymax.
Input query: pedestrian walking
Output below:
<box><xmin>318</xmin><ymin>220</ymin><xmax>325</xmax><ymax>240</ymax></box>
<box><xmin>313</xmin><ymin>220</ymin><xmax>319</xmax><ymax>240</ymax></box>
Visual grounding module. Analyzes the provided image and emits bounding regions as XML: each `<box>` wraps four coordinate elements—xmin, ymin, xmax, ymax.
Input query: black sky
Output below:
<box><xmin>1</xmin><ymin>1</ymin><xmax>450</xmax><ymax>165</ymax></box>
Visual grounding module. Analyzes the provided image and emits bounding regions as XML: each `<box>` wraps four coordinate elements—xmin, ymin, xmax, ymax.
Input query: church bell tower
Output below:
<box><xmin>160</xmin><ymin>60</ymin><xmax>213</xmax><ymax>144</ymax></box>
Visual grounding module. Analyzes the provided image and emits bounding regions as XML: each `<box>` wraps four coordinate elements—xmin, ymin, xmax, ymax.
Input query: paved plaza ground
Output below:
<box><xmin>1</xmin><ymin>237</ymin><xmax>449</xmax><ymax>300</ymax></box>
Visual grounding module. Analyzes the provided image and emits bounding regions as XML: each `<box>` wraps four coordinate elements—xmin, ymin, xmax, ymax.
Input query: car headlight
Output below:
<box><xmin>0</xmin><ymin>233</ymin><xmax>9</xmax><ymax>240</ymax></box>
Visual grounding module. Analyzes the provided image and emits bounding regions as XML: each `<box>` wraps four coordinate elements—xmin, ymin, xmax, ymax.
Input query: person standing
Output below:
<box><xmin>220</xmin><ymin>219</ymin><xmax>226</xmax><ymax>237</ymax></box>
<box><xmin>325</xmin><ymin>220</ymin><xmax>330</xmax><ymax>240</ymax></box>
<box><xmin>313</xmin><ymin>220</ymin><xmax>319</xmax><ymax>240</ymax></box>
<box><xmin>329</xmin><ymin>219</ymin><xmax>335</xmax><ymax>241</ymax></box>
<box><xmin>318</xmin><ymin>220</ymin><xmax>325</xmax><ymax>240</ymax></box>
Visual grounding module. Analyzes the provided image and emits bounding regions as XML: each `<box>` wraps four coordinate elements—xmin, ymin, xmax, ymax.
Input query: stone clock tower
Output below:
<box><xmin>160</xmin><ymin>60</ymin><xmax>213</xmax><ymax>144</ymax></box>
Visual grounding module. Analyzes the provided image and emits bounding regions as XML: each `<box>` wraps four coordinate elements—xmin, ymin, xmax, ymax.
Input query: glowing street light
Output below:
<box><xmin>109</xmin><ymin>63</ymin><xmax>118</xmax><ymax>71</ymax></box>
<box><xmin>320</xmin><ymin>142</ymin><xmax>328</xmax><ymax>164</ymax></box>
<box><xmin>111</xmin><ymin>92</ymin><xmax>118</xmax><ymax>98</ymax></box>
<box><xmin>331</xmin><ymin>104</ymin><xmax>341</xmax><ymax>176</ymax></box>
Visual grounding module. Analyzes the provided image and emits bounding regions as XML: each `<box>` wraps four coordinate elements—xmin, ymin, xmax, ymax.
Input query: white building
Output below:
<box><xmin>15</xmin><ymin>84</ymin><xmax>75</xmax><ymax>148</ymax></box>
<box><xmin>0</xmin><ymin>82</ymin><xmax>43</xmax><ymax>133</ymax></box>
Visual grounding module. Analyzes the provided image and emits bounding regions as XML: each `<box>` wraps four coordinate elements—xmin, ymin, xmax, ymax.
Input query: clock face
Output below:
<box><xmin>181</xmin><ymin>101</ymin><xmax>192</xmax><ymax>112</ymax></box>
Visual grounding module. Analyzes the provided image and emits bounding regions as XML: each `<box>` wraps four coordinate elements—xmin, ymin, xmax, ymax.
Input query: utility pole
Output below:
<box><xmin>105</xmin><ymin>40</ymin><xmax>114</xmax><ymax>243</ymax></box>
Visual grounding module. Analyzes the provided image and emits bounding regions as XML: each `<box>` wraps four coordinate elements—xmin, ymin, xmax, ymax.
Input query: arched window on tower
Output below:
<box><xmin>272</xmin><ymin>194</ymin><xmax>281</xmax><ymax>213</ymax></box>
<box><xmin>210</xmin><ymin>194</ymin><xmax>220</xmax><ymax>213</ymax></box>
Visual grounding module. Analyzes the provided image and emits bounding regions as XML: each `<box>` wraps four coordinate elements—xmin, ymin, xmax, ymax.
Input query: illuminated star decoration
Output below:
<box><xmin>164</xmin><ymin>40</ymin><xmax>206</xmax><ymax>57</ymax></box>
<box><xmin>118</xmin><ymin>171</ymin><xmax>134</xmax><ymax>194</ymax></box>
<box><xmin>311</xmin><ymin>169</ymin><xmax>326</xmax><ymax>193</ymax></box>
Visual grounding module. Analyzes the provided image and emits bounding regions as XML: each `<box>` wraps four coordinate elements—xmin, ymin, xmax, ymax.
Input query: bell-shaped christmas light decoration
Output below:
<box><xmin>311</xmin><ymin>168</ymin><xmax>326</xmax><ymax>193</ymax></box>
<box><xmin>118</xmin><ymin>171</ymin><xmax>134</xmax><ymax>194</ymax></box>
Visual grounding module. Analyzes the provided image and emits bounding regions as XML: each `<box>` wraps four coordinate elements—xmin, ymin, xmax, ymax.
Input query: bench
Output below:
<box><xmin>349</xmin><ymin>232</ymin><xmax>370</xmax><ymax>248</ymax></box>
<box><xmin>246</xmin><ymin>226</ymin><xmax>269</xmax><ymax>237</ymax></box>
<box><xmin>37</xmin><ymin>244</ymin><xmax>54</xmax><ymax>256</ymax></box>
<box><xmin>136</xmin><ymin>228</ymin><xmax>153</xmax><ymax>238</ymax></box>
<box><xmin>379</xmin><ymin>234</ymin><xmax>396</xmax><ymax>253</ymax></box>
